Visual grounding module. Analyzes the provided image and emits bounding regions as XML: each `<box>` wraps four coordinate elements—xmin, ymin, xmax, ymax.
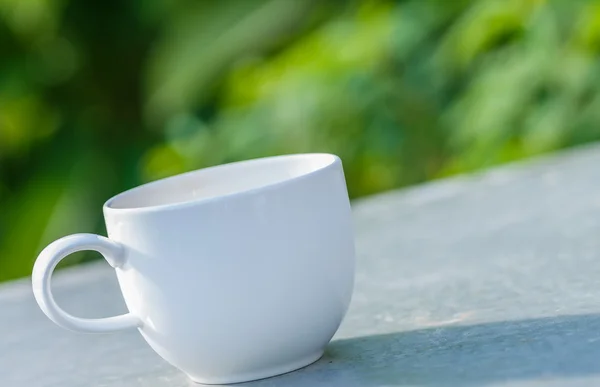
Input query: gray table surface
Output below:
<box><xmin>4</xmin><ymin>144</ymin><xmax>600</xmax><ymax>387</ymax></box>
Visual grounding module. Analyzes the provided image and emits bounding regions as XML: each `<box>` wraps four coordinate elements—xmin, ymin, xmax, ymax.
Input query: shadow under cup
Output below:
<box><xmin>34</xmin><ymin>153</ymin><xmax>356</xmax><ymax>385</ymax></box>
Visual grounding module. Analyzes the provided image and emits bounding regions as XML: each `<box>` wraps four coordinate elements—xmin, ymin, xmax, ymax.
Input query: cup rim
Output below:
<box><xmin>103</xmin><ymin>153</ymin><xmax>340</xmax><ymax>214</ymax></box>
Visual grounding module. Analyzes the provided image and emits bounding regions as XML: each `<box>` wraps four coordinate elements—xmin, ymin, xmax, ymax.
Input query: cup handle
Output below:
<box><xmin>32</xmin><ymin>233</ymin><xmax>143</xmax><ymax>333</ymax></box>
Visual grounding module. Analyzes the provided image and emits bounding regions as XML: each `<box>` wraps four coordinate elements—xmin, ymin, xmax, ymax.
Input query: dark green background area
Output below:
<box><xmin>2</xmin><ymin>0</ymin><xmax>600</xmax><ymax>281</ymax></box>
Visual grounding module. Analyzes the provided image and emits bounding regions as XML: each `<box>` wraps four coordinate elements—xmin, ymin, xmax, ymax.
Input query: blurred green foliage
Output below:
<box><xmin>2</xmin><ymin>0</ymin><xmax>600</xmax><ymax>281</ymax></box>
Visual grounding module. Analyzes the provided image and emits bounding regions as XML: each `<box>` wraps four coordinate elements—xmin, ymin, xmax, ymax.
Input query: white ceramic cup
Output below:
<box><xmin>32</xmin><ymin>153</ymin><xmax>355</xmax><ymax>384</ymax></box>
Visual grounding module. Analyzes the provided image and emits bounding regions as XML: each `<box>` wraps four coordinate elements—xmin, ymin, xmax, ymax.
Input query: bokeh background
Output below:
<box><xmin>2</xmin><ymin>0</ymin><xmax>600</xmax><ymax>282</ymax></box>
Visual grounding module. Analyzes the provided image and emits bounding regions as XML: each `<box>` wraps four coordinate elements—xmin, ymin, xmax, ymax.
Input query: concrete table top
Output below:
<box><xmin>3</xmin><ymin>144</ymin><xmax>600</xmax><ymax>386</ymax></box>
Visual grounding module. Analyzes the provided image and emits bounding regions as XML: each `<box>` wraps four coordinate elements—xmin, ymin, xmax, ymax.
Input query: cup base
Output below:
<box><xmin>187</xmin><ymin>350</ymin><xmax>324</xmax><ymax>385</ymax></box>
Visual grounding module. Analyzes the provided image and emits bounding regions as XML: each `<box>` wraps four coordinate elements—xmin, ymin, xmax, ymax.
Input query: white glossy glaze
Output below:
<box><xmin>32</xmin><ymin>154</ymin><xmax>355</xmax><ymax>384</ymax></box>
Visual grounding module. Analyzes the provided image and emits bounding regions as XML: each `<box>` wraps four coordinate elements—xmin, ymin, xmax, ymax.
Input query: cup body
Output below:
<box><xmin>103</xmin><ymin>154</ymin><xmax>355</xmax><ymax>384</ymax></box>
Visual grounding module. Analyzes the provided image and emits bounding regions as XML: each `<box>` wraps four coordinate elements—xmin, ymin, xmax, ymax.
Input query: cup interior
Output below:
<box><xmin>105</xmin><ymin>154</ymin><xmax>337</xmax><ymax>210</ymax></box>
